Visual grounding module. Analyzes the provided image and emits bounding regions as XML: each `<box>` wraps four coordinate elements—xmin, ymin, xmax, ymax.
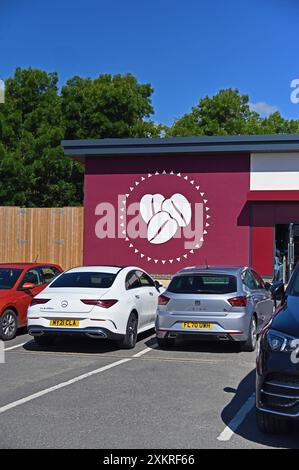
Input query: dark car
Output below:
<box><xmin>256</xmin><ymin>266</ymin><xmax>299</xmax><ymax>433</ymax></box>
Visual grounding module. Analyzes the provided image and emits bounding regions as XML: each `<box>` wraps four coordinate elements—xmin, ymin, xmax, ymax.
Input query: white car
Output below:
<box><xmin>27</xmin><ymin>266</ymin><xmax>161</xmax><ymax>349</ymax></box>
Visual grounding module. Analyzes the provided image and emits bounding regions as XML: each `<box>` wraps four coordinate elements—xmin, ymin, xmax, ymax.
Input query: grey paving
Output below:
<box><xmin>0</xmin><ymin>331</ymin><xmax>298</xmax><ymax>448</ymax></box>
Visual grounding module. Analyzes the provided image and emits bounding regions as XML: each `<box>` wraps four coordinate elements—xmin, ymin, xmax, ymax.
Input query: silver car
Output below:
<box><xmin>156</xmin><ymin>266</ymin><xmax>274</xmax><ymax>351</ymax></box>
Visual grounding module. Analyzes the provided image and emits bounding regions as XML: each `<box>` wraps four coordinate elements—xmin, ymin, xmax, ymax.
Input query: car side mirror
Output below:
<box><xmin>21</xmin><ymin>282</ymin><xmax>35</xmax><ymax>290</ymax></box>
<box><xmin>270</xmin><ymin>281</ymin><xmax>285</xmax><ymax>304</ymax></box>
<box><xmin>154</xmin><ymin>280</ymin><xmax>163</xmax><ymax>291</ymax></box>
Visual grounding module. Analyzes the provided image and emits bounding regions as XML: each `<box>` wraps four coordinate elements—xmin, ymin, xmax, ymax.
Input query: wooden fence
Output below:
<box><xmin>0</xmin><ymin>207</ymin><xmax>84</xmax><ymax>270</ymax></box>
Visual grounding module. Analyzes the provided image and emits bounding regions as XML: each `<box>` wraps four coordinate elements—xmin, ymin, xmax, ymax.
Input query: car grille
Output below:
<box><xmin>261</xmin><ymin>373</ymin><xmax>299</xmax><ymax>412</ymax></box>
<box><xmin>267</xmin><ymin>373</ymin><xmax>299</xmax><ymax>385</ymax></box>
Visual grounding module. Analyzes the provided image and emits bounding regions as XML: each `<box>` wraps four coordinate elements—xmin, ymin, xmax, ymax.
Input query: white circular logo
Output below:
<box><xmin>121</xmin><ymin>170</ymin><xmax>211</xmax><ymax>265</ymax></box>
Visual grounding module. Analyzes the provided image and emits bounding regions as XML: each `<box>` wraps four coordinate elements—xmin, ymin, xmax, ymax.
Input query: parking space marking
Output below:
<box><xmin>7</xmin><ymin>348</ymin><xmax>224</xmax><ymax>365</ymax></box>
<box><xmin>0</xmin><ymin>346</ymin><xmax>155</xmax><ymax>415</ymax></box>
<box><xmin>133</xmin><ymin>346</ymin><xmax>156</xmax><ymax>357</ymax></box>
<box><xmin>217</xmin><ymin>393</ymin><xmax>255</xmax><ymax>442</ymax></box>
<box><xmin>4</xmin><ymin>342</ymin><xmax>27</xmax><ymax>351</ymax></box>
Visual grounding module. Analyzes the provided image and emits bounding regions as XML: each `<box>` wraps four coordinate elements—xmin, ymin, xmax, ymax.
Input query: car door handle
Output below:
<box><xmin>149</xmin><ymin>292</ymin><xmax>154</xmax><ymax>296</ymax></box>
<box><xmin>135</xmin><ymin>295</ymin><xmax>140</xmax><ymax>299</ymax></box>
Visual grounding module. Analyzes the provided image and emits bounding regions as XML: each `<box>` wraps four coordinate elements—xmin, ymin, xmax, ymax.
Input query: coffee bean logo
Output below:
<box><xmin>140</xmin><ymin>193</ymin><xmax>191</xmax><ymax>244</ymax></box>
<box><xmin>147</xmin><ymin>212</ymin><xmax>178</xmax><ymax>244</ymax></box>
<box><xmin>162</xmin><ymin>193</ymin><xmax>191</xmax><ymax>227</ymax></box>
<box><xmin>139</xmin><ymin>194</ymin><xmax>164</xmax><ymax>224</ymax></box>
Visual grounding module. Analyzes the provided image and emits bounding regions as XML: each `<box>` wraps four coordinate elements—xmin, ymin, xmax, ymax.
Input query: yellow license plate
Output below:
<box><xmin>182</xmin><ymin>322</ymin><xmax>212</xmax><ymax>329</ymax></box>
<box><xmin>49</xmin><ymin>319</ymin><xmax>79</xmax><ymax>327</ymax></box>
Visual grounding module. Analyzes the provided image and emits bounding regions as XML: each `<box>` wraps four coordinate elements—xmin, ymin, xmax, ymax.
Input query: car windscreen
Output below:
<box><xmin>167</xmin><ymin>274</ymin><xmax>237</xmax><ymax>294</ymax></box>
<box><xmin>49</xmin><ymin>272</ymin><xmax>117</xmax><ymax>289</ymax></box>
<box><xmin>0</xmin><ymin>268</ymin><xmax>23</xmax><ymax>289</ymax></box>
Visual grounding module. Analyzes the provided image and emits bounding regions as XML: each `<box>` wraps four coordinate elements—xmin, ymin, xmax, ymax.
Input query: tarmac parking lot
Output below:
<box><xmin>1</xmin><ymin>329</ymin><xmax>299</xmax><ymax>449</ymax></box>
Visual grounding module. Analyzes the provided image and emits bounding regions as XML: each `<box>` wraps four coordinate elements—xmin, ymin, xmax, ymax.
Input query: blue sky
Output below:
<box><xmin>1</xmin><ymin>0</ymin><xmax>298</xmax><ymax>125</ymax></box>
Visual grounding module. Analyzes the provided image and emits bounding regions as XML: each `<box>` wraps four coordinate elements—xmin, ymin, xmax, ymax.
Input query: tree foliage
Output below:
<box><xmin>61</xmin><ymin>74</ymin><xmax>160</xmax><ymax>139</ymax></box>
<box><xmin>0</xmin><ymin>68</ymin><xmax>159</xmax><ymax>207</ymax></box>
<box><xmin>167</xmin><ymin>88</ymin><xmax>299</xmax><ymax>137</ymax></box>
<box><xmin>0</xmin><ymin>71</ymin><xmax>298</xmax><ymax>207</ymax></box>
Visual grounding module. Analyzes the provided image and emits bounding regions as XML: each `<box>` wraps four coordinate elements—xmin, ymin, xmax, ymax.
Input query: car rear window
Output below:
<box><xmin>167</xmin><ymin>274</ymin><xmax>237</xmax><ymax>294</ymax></box>
<box><xmin>0</xmin><ymin>268</ymin><xmax>23</xmax><ymax>289</ymax></box>
<box><xmin>49</xmin><ymin>272</ymin><xmax>117</xmax><ymax>288</ymax></box>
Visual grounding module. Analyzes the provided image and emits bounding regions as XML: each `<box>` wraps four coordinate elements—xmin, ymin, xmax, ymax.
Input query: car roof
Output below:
<box><xmin>66</xmin><ymin>265</ymin><xmax>128</xmax><ymax>274</ymax></box>
<box><xmin>0</xmin><ymin>263</ymin><xmax>61</xmax><ymax>270</ymax></box>
<box><xmin>65</xmin><ymin>265</ymin><xmax>151</xmax><ymax>276</ymax></box>
<box><xmin>175</xmin><ymin>266</ymin><xmax>246</xmax><ymax>275</ymax></box>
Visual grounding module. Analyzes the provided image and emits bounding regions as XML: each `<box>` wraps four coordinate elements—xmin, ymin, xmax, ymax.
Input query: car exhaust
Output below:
<box><xmin>29</xmin><ymin>329</ymin><xmax>44</xmax><ymax>337</ymax></box>
<box><xmin>218</xmin><ymin>334</ymin><xmax>230</xmax><ymax>341</ymax></box>
<box><xmin>86</xmin><ymin>331</ymin><xmax>107</xmax><ymax>339</ymax></box>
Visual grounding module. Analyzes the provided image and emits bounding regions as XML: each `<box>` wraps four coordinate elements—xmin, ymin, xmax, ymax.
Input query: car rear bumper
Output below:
<box><xmin>28</xmin><ymin>325</ymin><xmax>124</xmax><ymax>340</ymax></box>
<box><xmin>156</xmin><ymin>329</ymin><xmax>245</xmax><ymax>342</ymax></box>
<box><xmin>155</xmin><ymin>311</ymin><xmax>250</xmax><ymax>342</ymax></box>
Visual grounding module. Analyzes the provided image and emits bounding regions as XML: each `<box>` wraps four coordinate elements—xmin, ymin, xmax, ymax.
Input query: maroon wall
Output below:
<box><xmin>83</xmin><ymin>152</ymin><xmax>251</xmax><ymax>274</ymax></box>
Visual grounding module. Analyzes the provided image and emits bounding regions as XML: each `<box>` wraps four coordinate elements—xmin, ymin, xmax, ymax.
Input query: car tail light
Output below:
<box><xmin>228</xmin><ymin>296</ymin><xmax>247</xmax><ymax>307</ymax></box>
<box><xmin>80</xmin><ymin>299</ymin><xmax>118</xmax><ymax>308</ymax></box>
<box><xmin>30</xmin><ymin>298</ymin><xmax>50</xmax><ymax>306</ymax></box>
<box><xmin>158</xmin><ymin>295</ymin><xmax>170</xmax><ymax>305</ymax></box>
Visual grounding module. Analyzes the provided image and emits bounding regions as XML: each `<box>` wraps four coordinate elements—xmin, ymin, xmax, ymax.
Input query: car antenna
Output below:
<box><xmin>34</xmin><ymin>254</ymin><xmax>39</xmax><ymax>262</ymax></box>
<box><xmin>205</xmin><ymin>258</ymin><xmax>209</xmax><ymax>269</ymax></box>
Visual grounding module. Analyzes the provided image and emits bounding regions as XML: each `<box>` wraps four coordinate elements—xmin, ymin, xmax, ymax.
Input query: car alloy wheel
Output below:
<box><xmin>241</xmin><ymin>316</ymin><xmax>257</xmax><ymax>352</ymax></box>
<box><xmin>0</xmin><ymin>309</ymin><xmax>18</xmax><ymax>340</ymax></box>
<box><xmin>127</xmin><ymin>314</ymin><xmax>138</xmax><ymax>348</ymax></box>
<box><xmin>119</xmin><ymin>313</ymin><xmax>138</xmax><ymax>349</ymax></box>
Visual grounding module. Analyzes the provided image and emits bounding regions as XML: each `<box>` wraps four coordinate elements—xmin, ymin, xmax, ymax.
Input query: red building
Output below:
<box><xmin>62</xmin><ymin>134</ymin><xmax>299</xmax><ymax>278</ymax></box>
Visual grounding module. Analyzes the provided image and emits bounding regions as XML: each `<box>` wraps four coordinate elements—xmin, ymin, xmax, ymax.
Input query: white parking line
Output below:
<box><xmin>133</xmin><ymin>346</ymin><xmax>155</xmax><ymax>357</ymax></box>
<box><xmin>217</xmin><ymin>393</ymin><xmax>255</xmax><ymax>442</ymax></box>
<box><xmin>0</xmin><ymin>346</ymin><xmax>153</xmax><ymax>415</ymax></box>
<box><xmin>4</xmin><ymin>342</ymin><xmax>27</xmax><ymax>351</ymax></box>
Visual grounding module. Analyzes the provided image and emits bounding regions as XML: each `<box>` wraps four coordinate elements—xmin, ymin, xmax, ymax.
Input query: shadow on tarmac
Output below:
<box><xmin>146</xmin><ymin>336</ymin><xmax>244</xmax><ymax>354</ymax></box>
<box><xmin>23</xmin><ymin>329</ymin><xmax>155</xmax><ymax>354</ymax></box>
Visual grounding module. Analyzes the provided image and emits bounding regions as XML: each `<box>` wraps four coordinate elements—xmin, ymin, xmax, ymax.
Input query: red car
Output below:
<box><xmin>0</xmin><ymin>263</ymin><xmax>63</xmax><ymax>340</ymax></box>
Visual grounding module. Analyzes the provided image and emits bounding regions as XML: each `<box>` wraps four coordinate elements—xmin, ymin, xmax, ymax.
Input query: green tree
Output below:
<box><xmin>167</xmin><ymin>88</ymin><xmax>299</xmax><ymax>137</ymax></box>
<box><xmin>0</xmin><ymin>67</ymin><xmax>84</xmax><ymax>206</ymax></box>
<box><xmin>0</xmin><ymin>68</ymin><xmax>160</xmax><ymax>207</ymax></box>
<box><xmin>1</xmin><ymin>70</ymin><xmax>298</xmax><ymax>207</ymax></box>
<box><xmin>61</xmin><ymin>73</ymin><xmax>160</xmax><ymax>139</ymax></box>
<box><xmin>259</xmin><ymin>111</ymin><xmax>299</xmax><ymax>134</ymax></box>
